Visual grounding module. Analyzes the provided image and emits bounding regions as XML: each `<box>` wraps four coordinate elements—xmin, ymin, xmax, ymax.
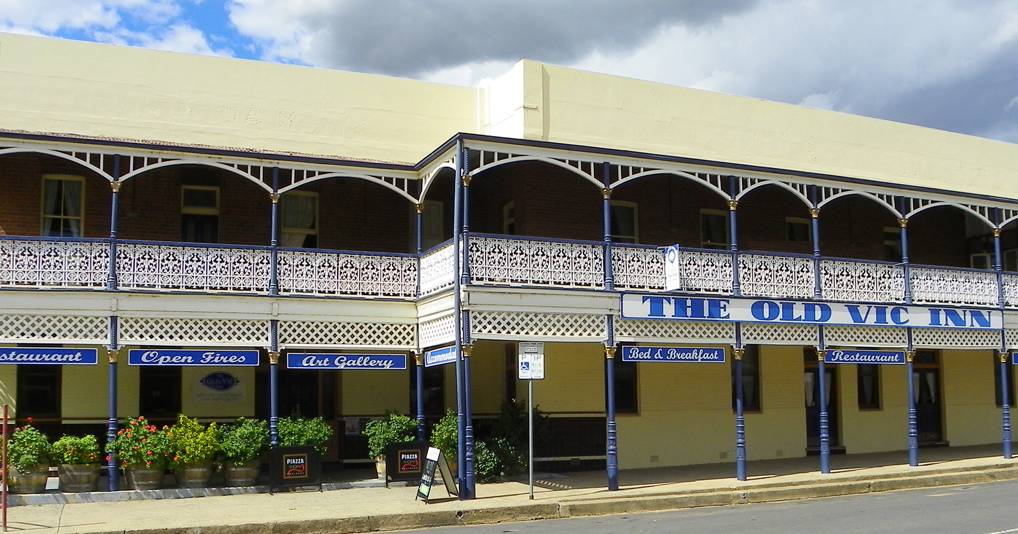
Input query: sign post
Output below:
<box><xmin>518</xmin><ymin>342</ymin><xmax>545</xmax><ymax>500</ymax></box>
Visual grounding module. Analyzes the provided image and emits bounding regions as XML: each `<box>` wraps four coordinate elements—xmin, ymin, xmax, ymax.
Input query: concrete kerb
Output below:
<box><xmin>91</xmin><ymin>463</ymin><xmax>1018</xmax><ymax>534</ymax></box>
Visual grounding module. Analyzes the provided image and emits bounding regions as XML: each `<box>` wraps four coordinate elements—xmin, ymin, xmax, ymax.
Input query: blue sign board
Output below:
<box><xmin>823</xmin><ymin>349</ymin><xmax>906</xmax><ymax>365</ymax></box>
<box><xmin>287</xmin><ymin>353</ymin><xmax>407</xmax><ymax>370</ymax></box>
<box><xmin>0</xmin><ymin>347</ymin><xmax>98</xmax><ymax>365</ymax></box>
<box><xmin>620</xmin><ymin>346</ymin><xmax>726</xmax><ymax>364</ymax></box>
<box><xmin>200</xmin><ymin>372</ymin><xmax>240</xmax><ymax>391</ymax></box>
<box><xmin>128</xmin><ymin>349</ymin><xmax>260</xmax><ymax>367</ymax></box>
<box><xmin>424</xmin><ymin>346</ymin><xmax>457</xmax><ymax>368</ymax></box>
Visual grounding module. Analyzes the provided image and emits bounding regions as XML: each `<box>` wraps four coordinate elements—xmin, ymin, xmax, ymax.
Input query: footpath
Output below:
<box><xmin>7</xmin><ymin>445</ymin><xmax>1018</xmax><ymax>533</ymax></box>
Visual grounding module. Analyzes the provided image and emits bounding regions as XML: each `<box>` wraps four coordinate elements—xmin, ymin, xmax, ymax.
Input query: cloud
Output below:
<box><xmin>0</xmin><ymin>0</ymin><xmax>176</xmax><ymax>33</ymax></box>
<box><xmin>95</xmin><ymin>23</ymin><xmax>230</xmax><ymax>56</ymax></box>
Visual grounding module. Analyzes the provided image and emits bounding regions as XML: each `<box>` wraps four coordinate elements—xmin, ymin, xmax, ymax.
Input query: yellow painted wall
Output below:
<box><xmin>61</xmin><ymin>347</ymin><xmax>140</xmax><ymax>420</ymax></box>
<box><xmin>0</xmin><ymin>365</ymin><xmax>15</xmax><ymax>417</ymax></box>
<box><xmin>942</xmin><ymin>349</ymin><xmax>1000</xmax><ymax>446</ymax></box>
<box><xmin>743</xmin><ymin>345</ymin><xmax>807</xmax><ymax>462</ymax></box>
<box><xmin>180</xmin><ymin>367</ymin><xmax>254</xmax><ymax>419</ymax></box>
<box><xmin>341</xmin><ymin>370</ymin><xmax>409</xmax><ymax>416</ymax></box>
<box><xmin>522</xmin><ymin>343</ymin><xmax>604</xmax><ymax>415</ymax></box>
<box><xmin>836</xmin><ymin>364</ymin><xmax>908</xmax><ymax>454</ymax></box>
<box><xmin>468</xmin><ymin>342</ymin><xmax>508</xmax><ymax>416</ymax></box>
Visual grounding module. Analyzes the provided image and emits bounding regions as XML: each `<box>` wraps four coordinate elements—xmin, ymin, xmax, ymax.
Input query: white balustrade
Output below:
<box><xmin>278</xmin><ymin>249</ymin><xmax>417</xmax><ymax>298</ymax></box>
<box><xmin>739</xmin><ymin>253</ymin><xmax>815</xmax><ymax>299</ymax></box>
<box><xmin>1003</xmin><ymin>273</ymin><xmax>1018</xmax><ymax>309</ymax></box>
<box><xmin>0</xmin><ymin>238</ymin><xmax>109</xmax><ymax>288</ymax></box>
<box><xmin>909</xmin><ymin>266</ymin><xmax>999</xmax><ymax>307</ymax></box>
<box><xmin>420</xmin><ymin>241</ymin><xmax>455</xmax><ymax>296</ymax></box>
<box><xmin>820</xmin><ymin>259</ymin><xmax>904</xmax><ymax>303</ymax></box>
<box><xmin>468</xmin><ymin>235</ymin><xmax>604</xmax><ymax>289</ymax></box>
<box><xmin>118</xmin><ymin>242</ymin><xmax>272</xmax><ymax>293</ymax></box>
<box><xmin>612</xmin><ymin>245</ymin><xmax>666</xmax><ymax>291</ymax></box>
<box><xmin>669</xmin><ymin>249</ymin><xmax>735</xmax><ymax>294</ymax></box>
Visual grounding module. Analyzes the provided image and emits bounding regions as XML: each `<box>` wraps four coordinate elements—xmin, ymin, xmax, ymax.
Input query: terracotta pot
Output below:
<box><xmin>225</xmin><ymin>463</ymin><xmax>259</xmax><ymax>487</ymax></box>
<box><xmin>126</xmin><ymin>466</ymin><xmax>164</xmax><ymax>491</ymax></box>
<box><xmin>58</xmin><ymin>464</ymin><xmax>99</xmax><ymax>492</ymax></box>
<box><xmin>375</xmin><ymin>456</ymin><xmax>386</xmax><ymax>479</ymax></box>
<box><xmin>10</xmin><ymin>465</ymin><xmax>48</xmax><ymax>494</ymax></box>
<box><xmin>177</xmin><ymin>464</ymin><xmax>212</xmax><ymax>488</ymax></box>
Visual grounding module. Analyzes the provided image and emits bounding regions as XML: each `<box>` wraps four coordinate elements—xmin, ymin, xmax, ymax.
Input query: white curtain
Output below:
<box><xmin>281</xmin><ymin>195</ymin><xmax>316</xmax><ymax>247</ymax></box>
<box><xmin>804</xmin><ymin>372</ymin><xmax>815</xmax><ymax>407</ymax></box>
<box><xmin>63</xmin><ymin>180</ymin><xmax>82</xmax><ymax>236</ymax></box>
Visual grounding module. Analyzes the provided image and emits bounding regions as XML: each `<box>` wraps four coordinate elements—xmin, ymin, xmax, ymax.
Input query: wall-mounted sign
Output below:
<box><xmin>621</xmin><ymin>293</ymin><xmax>1001</xmax><ymax>330</ymax></box>
<box><xmin>0</xmin><ymin>347</ymin><xmax>98</xmax><ymax>365</ymax></box>
<box><xmin>127</xmin><ymin>349</ymin><xmax>260</xmax><ymax>366</ymax></box>
<box><xmin>194</xmin><ymin>372</ymin><xmax>245</xmax><ymax>403</ymax></box>
<box><xmin>823</xmin><ymin>349</ymin><xmax>906</xmax><ymax>365</ymax></box>
<box><xmin>518</xmin><ymin>342</ymin><xmax>545</xmax><ymax>380</ymax></box>
<box><xmin>424</xmin><ymin>346</ymin><xmax>457</xmax><ymax>368</ymax></box>
<box><xmin>286</xmin><ymin>353</ymin><xmax>407</xmax><ymax>370</ymax></box>
<box><xmin>620</xmin><ymin>346</ymin><xmax>725</xmax><ymax>364</ymax></box>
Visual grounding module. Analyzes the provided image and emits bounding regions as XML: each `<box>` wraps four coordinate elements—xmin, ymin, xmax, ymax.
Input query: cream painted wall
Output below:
<box><xmin>468</xmin><ymin>341</ymin><xmax>508</xmax><ymax>416</ymax></box>
<box><xmin>0</xmin><ymin>365</ymin><xmax>15</xmax><ymax>417</ymax></box>
<box><xmin>180</xmin><ymin>367</ymin><xmax>254</xmax><ymax>419</ymax></box>
<box><xmin>942</xmin><ymin>349</ymin><xmax>1001</xmax><ymax>446</ymax></box>
<box><xmin>58</xmin><ymin>347</ymin><xmax>139</xmax><ymax>421</ymax></box>
<box><xmin>521</xmin><ymin>343</ymin><xmax>604</xmax><ymax>415</ymax></box>
<box><xmin>836</xmin><ymin>364</ymin><xmax>908</xmax><ymax>454</ymax></box>
<box><xmin>744</xmin><ymin>345</ymin><xmax>807</xmax><ymax>462</ymax></box>
<box><xmin>341</xmin><ymin>370</ymin><xmax>409</xmax><ymax>416</ymax></box>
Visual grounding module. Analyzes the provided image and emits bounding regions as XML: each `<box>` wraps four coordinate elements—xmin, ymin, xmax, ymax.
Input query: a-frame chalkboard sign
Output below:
<box><xmin>415</xmin><ymin>447</ymin><xmax>458</xmax><ymax>502</ymax></box>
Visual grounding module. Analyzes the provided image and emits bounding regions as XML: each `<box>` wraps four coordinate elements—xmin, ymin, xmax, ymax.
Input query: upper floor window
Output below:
<box><xmin>281</xmin><ymin>192</ymin><xmax>319</xmax><ymax>248</ymax></box>
<box><xmin>41</xmin><ymin>175</ymin><xmax>84</xmax><ymax>237</ymax></box>
<box><xmin>700</xmin><ymin>209</ymin><xmax>730</xmax><ymax>249</ymax></box>
<box><xmin>610</xmin><ymin>201</ymin><xmax>638</xmax><ymax>243</ymax></box>
<box><xmin>971</xmin><ymin>249</ymin><xmax>1018</xmax><ymax>271</ymax></box>
<box><xmin>785</xmin><ymin>217</ymin><xmax>812</xmax><ymax>243</ymax></box>
<box><xmin>181</xmin><ymin>185</ymin><xmax>219</xmax><ymax>243</ymax></box>
<box><xmin>422</xmin><ymin>200</ymin><xmax>445</xmax><ymax>249</ymax></box>
<box><xmin>883</xmin><ymin>226</ymin><xmax>902</xmax><ymax>262</ymax></box>
<box><xmin>502</xmin><ymin>201</ymin><xmax>517</xmax><ymax>235</ymax></box>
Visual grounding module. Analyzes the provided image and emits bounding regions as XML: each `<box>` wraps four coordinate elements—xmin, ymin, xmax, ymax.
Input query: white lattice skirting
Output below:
<box><xmin>419</xmin><ymin>314</ymin><xmax>456</xmax><ymax>349</ymax></box>
<box><xmin>470</xmin><ymin>311</ymin><xmax>605</xmax><ymax>342</ymax></box>
<box><xmin>279</xmin><ymin>320</ymin><xmax>416</xmax><ymax>349</ymax></box>
<box><xmin>741</xmin><ymin>323</ymin><xmax>819</xmax><ymax>346</ymax></box>
<box><xmin>615</xmin><ymin>319</ymin><xmax>735</xmax><ymax>344</ymax></box>
<box><xmin>911</xmin><ymin>328</ymin><xmax>1001</xmax><ymax>349</ymax></box>
<box><xmin>119</xmin><ymin>317</ymin><xmax>269</xmax><ymax>347</ymax></box>
<box><xmin>0</xmin><ymin>314</ymin><xmax>109</xmax><ymax>344</ymax></box>
<box><xmin>824</xmin><ymin>326</ymin><xmax>908</xmax><ymax>348</ymax></box>
<box><xmin>1006</xmin><ymin>329</ymin><xmax>1018</xmax><ymax>350</ymax></box>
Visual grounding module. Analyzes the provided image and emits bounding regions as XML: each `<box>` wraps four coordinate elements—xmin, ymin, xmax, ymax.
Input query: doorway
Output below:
<box><xmin>913</xmin><ymin>350</ymin><xmax>944</xmax><ymax>444</ymax></box>
<box><xmin>805</xmin><ymin>349</ymin><xmax>840</xmax><ymax>449</ymax></box>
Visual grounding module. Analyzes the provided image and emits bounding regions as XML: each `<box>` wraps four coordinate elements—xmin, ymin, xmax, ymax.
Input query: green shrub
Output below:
<box><xmin>9</xmin><ymin>424</ymin><xmax>50</xmax><ymax>472</ymax></box>
<box><xmin>473</xmin><ymin>441</ymin><xmax>499</xmax><ymax>481</ymax></box>
<box><xmin>430</xmin><ymin>409</ymin><xmax>458</xmax><ymax>465</ymax></box>
<box><xmin>167</xmin><ymin>414</ymin><xmax>221</xmax><ymax>468</ymax></box>
<box><xmin>362</xmin><ymin>412</ymin><xmax>417</xmax><ymax>459</ymax></box>
<box><xmin>278</xmin><ymin>417</ymin><xmax>333</xmax><ymax>455</ymax></box>
<box><xmin>105</xmin><ymin>416</ymin><xmax>171</xmax><ymax>469</ymax></box>
<box><xmin>50</xmin><ymin>434</ymin><xmax>100</xmax><ymax>465</ymax></box>
<box><xmin>220</xmin><ymin>418</ymin><xmax>268</xmax><ymax>467</ymax></box>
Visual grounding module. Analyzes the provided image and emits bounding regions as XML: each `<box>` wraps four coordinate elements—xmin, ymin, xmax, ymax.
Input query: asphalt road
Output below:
<box><xmin>404</xmin><ymin>480</ymin><xmax>1018</xmax><ymax>534</ymax></box>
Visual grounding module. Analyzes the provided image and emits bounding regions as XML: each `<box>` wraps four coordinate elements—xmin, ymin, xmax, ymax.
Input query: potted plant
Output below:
<box><xmin>50</xmin><ymin>434</ymin><xmax>100</xmax><ymax>492</ymax></box>
<box><xmin>8</xmin><ymin>422</ymin><xmax>50</xmax><ymax>493</ymax></box>
<box><xmin>430</xmin><ymin>409</ymin><xmax>458</xmax><ymax>477</ymax></box>
<box><xmin>220</xmin><ymin>418</ymin><xmax>267</xmax><ymax>486</ymax></box>
<box><xmin>167</xmin><ymin>415</ymin><xmax>221</xmax><ymax>488</ymax></box>
<box><xmin>277</xmin><ymin>416</ymin><xmax>334</xmax><ymax>454</ymax></box>
<box><xmin>105</xmin><ymin>416</ymin><xmax>171</xmax><ymax>490</ymax></box>
<box><xmin>363</xmin><ymin>412</ymin><xmax>417</xmax><ymax>479</ymax></box>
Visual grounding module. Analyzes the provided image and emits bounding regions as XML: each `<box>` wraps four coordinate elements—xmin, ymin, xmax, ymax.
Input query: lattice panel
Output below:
<box><xmin>824</xmin><ymin>326</ymin><xmax>907</xmax><ymax>348</ymax></box>
<box><xmin>0</xmin><ymin>314</ymin><xmax>109</xmax><ymax>344</ymax></box>
<box><xmin>911</xmin><ymin>328</ymin><xmax>1001</xmax><ymax>349</ymax></box>
<box><xmin>741</xmin><ymin>323</ymin><xmax>819</xmax><ymax>345</ymax></box>
<box><xmin>470</xmin><ymin>311</ymin><xmax>605</xmax><ymax>341</ymax></box>
<box><xmin>120</xmin><ymin>317</ymin><xmax>269</xmax><ymax>347</ymax></box>
<box><xmin>1006</xmin><ymin>329</ymin><xmax>1018</xmax><ymax>350</ymax></box>
<box><xmin>614</xmin><ymin>319</ymin><xmax>735</xmax><ymax>344</ymax></box>
<box><xmin>420</xmin><ymin>314</ymin><xmax>456</xmax><ymax>349</ymax></box>
<box><xmin>279</xmin><ymin>320</ymin><xmax>416</xmax><ymax>349</ymax></box>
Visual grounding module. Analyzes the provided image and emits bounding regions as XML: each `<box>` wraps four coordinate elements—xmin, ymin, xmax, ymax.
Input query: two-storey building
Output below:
<box><xmin>3</xmin><ymin>33</ymin><xmax>1018</xmax><ymax>498</ymax></box>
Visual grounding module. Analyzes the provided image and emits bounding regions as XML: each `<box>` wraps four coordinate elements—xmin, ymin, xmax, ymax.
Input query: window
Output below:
<box><xmin>970</xmin><ymin>253</ymin><xmax>992</xmax><ymax>270</ymax></box>
<box><xmin>410</xmin><ymin>364</ymin><xmax>445</xmax><ymax>417</ymax></box>
<box><xmin>995</xmin><ymin>354</ymin><xmax>1015</xmax><ymax>407</ymax></box>
<box><xmin>700</xmin><ymin>209</ymin><xmax>730</xmax><ymax>249</ymax></box>
<box><xmin>731</xmin><ymin>345</ymin><xmax>761</xmax><ymax>411</ymax></box>
<box><xmin>139</xmin><ymin>366</ymin><xmax>182</xmax><ymax>419</ymax></box>
<box><xmin>785</xmin><ymin>217</ymin><xmax>812</xmax><ymax>243</ymax></box>
<box><xmin>502</xmin><ymin>202</ymin><xmax>517</xmax><ymax>235</ymax></box>
<box><xmin>421</xmin><ymin>200</ymin><xmax>445</xmax><ymax>249</ymax></box>
<box><xmin>1006</xmin><ymin>249</ymin><xmax>1018</xmax><ymax>272</ymax></box>
<box><xmin>883</xmin><ymin>226</ymin><xmax>902</xmax><ymax>262</ymax></box>
<box><xmin>609</xmin><ymin>201</ymin><xmax>638</xmax><ymax>243</ymax></box>
<box><xmin>181</xmin><ymin>186</ymin><xmax>219</xmax><ymax>243</ymax></box>
<box><xmin>41</xmin><ymin>175</ymin><xmax>84</xmax><ymax>237</ymax></box>
<box><xmin>16</xmin><ymin>365</ymin><xmax>61</xmax><ymax>419</ymax></box>
<box><xmin>611</xmin><ymin>347</ymin><xmax>639</xmax><ymax>414</ymax></box>
<box><xmin>857</xmin><ymin>365</ymin><xmax>881</xmax><ymax>410</ymax></box>
<box><xmin>280</xmin><ymin>192</ymin><xmax>319</xmax><ymax>248</ymax></box>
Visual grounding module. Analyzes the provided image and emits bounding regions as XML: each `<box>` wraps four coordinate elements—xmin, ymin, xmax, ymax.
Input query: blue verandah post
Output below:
<box><xmin>734</xmin><ymin>324</ymin><xmax>747</xmax><ymax>481</ymax></box>
<box><xmin>452</xmin><ymin>141</ymin><xmax>467</xmax><ymax>495</ymax></box>
<box><xmin>605</xmin><ymin>315</ymin><xmax>619</xmax><ymax>491</ymax></box>
<box><xmin>728</xmin><ymin>176</ymin><xmax>741</xmax><ymax>296</ymax></box>
<box><xmin>817</xmin><ymin>328</ymin><xmax>831</xmax><ymax>474</ymax></box>
<box><xmin>415</xmin><ymin>200</ymin><xmax>426</xmax><ymax>442</ymax></box>
<box><xmin>106</xmin><ymin>156</ymin><xmax>121</xmax><ymax>491</ymax></box>
<box><xmin>269</xmin><ymin>168</ymin><xmax>280</xmax><ymax>296</ymax></box>
<box><xmin>906</xmin><ymin>329</ymin><xmax>918</xmax><ymax>467</ymax></box>
<box><xmin>993</xmin><ymin>208</ymin><xmax>1012</xmax><ymax>459</ymax></box>
<box><xmin>269</xmin><ymin>319</ymin><xmax>279</xmax><ymax>448</ymax></box>
<box><xmin>809</xmin><ymin>185</ymin><xmax>822</xmax><ymax>299</ymax></box>
<box><xmin>898</xmin><ymin>197</ymin><xmax>911</xmax><ymax>305</ymax></box>
<box><xmin>460</xmin><ymin>149</ymin><xmax>476</xmax><ymax>499</ymax></box>
<box><xmin>602</xmin><ymin>162</ymin><xmax>614</xmax><ymax>291</ymax></box>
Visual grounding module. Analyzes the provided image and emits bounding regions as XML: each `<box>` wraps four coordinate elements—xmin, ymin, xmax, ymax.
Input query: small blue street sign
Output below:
<box><xmin>424</xmin><ymin>346</ymin><xmax>457</xmax><ymax>368</ymax></box>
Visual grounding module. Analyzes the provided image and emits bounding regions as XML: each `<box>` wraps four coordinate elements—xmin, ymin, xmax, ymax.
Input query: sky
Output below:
<box><xmin>2</xmin><ymin>0</ymin><xmax>1017</xmax><ymax>143</ymax></box>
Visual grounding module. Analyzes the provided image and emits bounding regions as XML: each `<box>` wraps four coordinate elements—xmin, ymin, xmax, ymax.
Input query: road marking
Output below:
<box><xmin>984</xmin><ymin>528</ymin><xmax>1018</xmax><ymax>534</ymax></box>
<box><xmin>926</xmin><ymin>492</ymin><xmax>957</xmax><ymax>497</ymax></box>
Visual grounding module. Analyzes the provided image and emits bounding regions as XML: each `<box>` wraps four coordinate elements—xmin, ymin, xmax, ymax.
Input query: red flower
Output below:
<box><xmin>146</xmin><ymin>451</ymin><xmax>153</xmax><ymax>456</ymax></box>
<box><xmin>105</xmin><ymin>454</ymin><xmax>112</xmax><ymax>462</ymax></box>
<box><xmin>25</xmin><ymin>417</ymin><xmax>33</xmax><ymax>424</ymax></box>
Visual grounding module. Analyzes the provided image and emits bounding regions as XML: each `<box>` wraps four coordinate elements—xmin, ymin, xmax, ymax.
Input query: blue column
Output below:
<box><xmin>734</xmin><ymin>324</ymin><xmax>747</xmax><ymax>481</ymax></box>
<box><xmin>269</xmin><ymin>319</ymin><xmax>280</xmax><ymax>448</ymax></box>
<box><xmin>451</xmin><ymin>142</ymin><xmax>467</xmax><ymax>494</ymax></box>
<box><xmin>728</xmin><ymin>176</ymin><xmax>741</xmax><ymax>296</ymax></box>
<box><xmin>809</xmin><ymin>185</ymin><xmax>822</xmax><ymax>299</ymax></box>
<box><xmin>415</xmin><ymin>353</ymin><xmax>426</xmax><ymax>442</ymax></box>
<box><xmin>817</xmin><ymin>329</ymin><xmax>831</xmax><ymax>474</ymax></box>
<box><xmin>462</xmin><ymin>338</ymin><xmax>475</xmax><ymax>499</ymax></box>
<box><xmin>269</xmin><ymin>168</ymin><xmax>280</xmax><ymax>296</ymax></box>
<box><xmin>106</xmin><ymin>316</ymin><xmax>119</xmax><ymax>490</ymax></box>
<box><xmin>1000</xmin><ymin>350</ymin><xmax>1013</xmax><ymax>459</ymax></box>
<box><xmin>602</xmin><ymin>162</ymin><xmax>614</xmax><ymax>291</ymax></box>
<box><xmin>106</xmin><ymin>156</ymin><xmax>121</xmax><ymax>290</ymax></box>
<box><xmin>898</xmin><ymin>198</ymin><xmax>911</xmax><ymax>304</ymax></box>
<box><xmin>460</xmin><ymin>150</ymin><xmax>472</xmax><ymax>285</ymax></box>
<box><xmin>906</xmin><ymin>329</ymin><xmax>918</xmax><ymax>466</ymax></box>
<box><xmin>605</xmin><ymin>315</ymin><xmax>619</xmax><ymax>491</ymax></box>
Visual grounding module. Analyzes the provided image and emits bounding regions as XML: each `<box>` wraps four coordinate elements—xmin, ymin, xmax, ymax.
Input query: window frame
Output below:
<box><xmin>180</xmin><ymin>185</ymin><xmax>220</xmax><ymax>216</ymax></box>
<box><xmin>883</xmin><ymin>226</ymin><xmax>902</xmax><ymax>262</ymax></box>
<box><xmin>502</xmin><ymin>201</ymin><xmax>517</xmax><ymax>235</ymax></box>
<box><xmin>16</xmin><ymin>364</ymin><xmax>62</xmax><ymax>421</ymax></box>
<box><xmin>856</xmin><ymin>364</ymin><xmax>882</xmax><ymax>411</ymax></box>
<box><xmin>138</xmin><ymin>365</ymin><xmax>183</xmax><ymax>419</ymax></box>
<box><xmin>731</xmin><ymin>345</ymin><xmax>761</xmax><ymax>413</ymax></box>
<box><xmin>700</xmin><ymin>208</ymin><xmax>731</xmax><ymax>250</ymax></box>
<box><xmin>785</xmin><ymin>216</ymin><xmax>812</xmax><ymax>243</ymax></box>
<box><xmin>609</xmin><ymin>200</ymin><xmax>639</xmax><ymax>244</ymax></box>
<box><xmin>280</xmin><ymin>190</ymin><xmax>320</xmax><ymax>249</ymax></box>
<box><xmin>40</xmin><ymin>174</ymin><xmax>86</xmax><ymax>237</ymax></box>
